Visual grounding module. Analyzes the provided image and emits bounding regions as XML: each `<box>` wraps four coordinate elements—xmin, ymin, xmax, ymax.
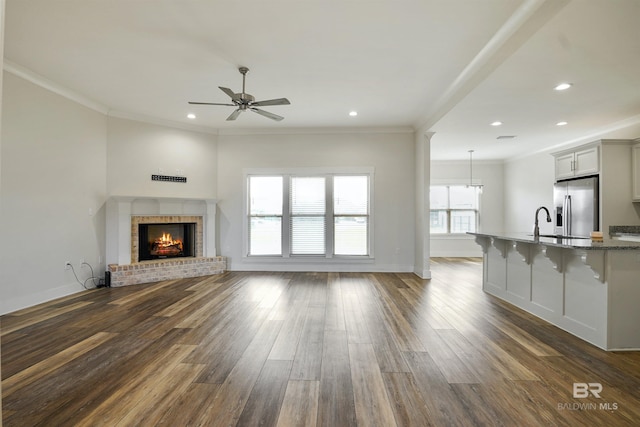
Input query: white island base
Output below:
<box><xmin>472</xmin><ymin>234</ymin><xmax>640</xmax><ymax>351</ymax></box>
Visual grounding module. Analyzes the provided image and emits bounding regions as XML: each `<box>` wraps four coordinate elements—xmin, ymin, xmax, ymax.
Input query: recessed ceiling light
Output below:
<box><xmin>491</xmin><ymin>121</ymin><xmax>503</xmax><ymax>126</ymax></box>
<box><xmin>554</xmin><ymin>83</ymin><xmax>572</xmax><ymax>91</ymax></box>
<box><xmin>349</xmin><ymin>111</ymin><xmax>358</xmax><ymax>117</ymax></box>
<box><xmin>556</xmin><ymin>121</ymin><xmax>568</xmax><ymax>126</ymax></box>
<box><xmin>187</xmin><ymin>113</ymin><xmax>196</xmax><ymax>119</ymax></box>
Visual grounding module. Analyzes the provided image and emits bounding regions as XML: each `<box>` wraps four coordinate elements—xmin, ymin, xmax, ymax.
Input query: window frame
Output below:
<box><xmin>429</xmin><ymin>183</ymin><xmax>481</xmax><ymax>235</ymax></box>
<box><xmin>243</xmin><ymin>167</ymin><xmax>375</xmax><ymax>260</ymax></box>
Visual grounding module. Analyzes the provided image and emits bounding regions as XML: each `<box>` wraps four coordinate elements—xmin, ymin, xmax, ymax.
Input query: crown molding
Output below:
<box><xmin>217</xmin><ymin>126</ymin><xmax>414</xmax><ymax>136</ymax></box>
<box><xmin>3</xmin><ymin>59</ymin><xmax>110</xmax><ymax>114</ymax></box>
<box><xmin>107</xmin><ymin>110</ymin><xmax>220</xmax><ymax>135</ymax></box>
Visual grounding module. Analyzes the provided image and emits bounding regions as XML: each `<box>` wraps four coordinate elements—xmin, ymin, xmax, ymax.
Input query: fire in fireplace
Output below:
<box><xmin>138</xmin><ymin>223</ymin><xmax>196</xmax><ymax>261</ymax></box>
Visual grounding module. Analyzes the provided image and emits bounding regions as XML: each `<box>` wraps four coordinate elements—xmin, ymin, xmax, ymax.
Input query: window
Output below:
<box><xmin>247</xmin><ymin>172</ymin><xmax>371</xmax><ymax>257</ymax></box>
<box><xmin>430</xmin><ymin>185</ymin><xmax>479</xmax><ymax>234</ymax></box>
<box><xmin>248</xmin><ymin>176</ymin><xmax>283</xmax><ymax>255</ymax></box>
<box><xmin>290</xmin><ymin>177</ymin><xmax>326</xmax><ymax>255</ymax></box>
<box><xmin>334</xmin><ymin>176</ymin><xmax>369</xmax><ymax>255</ymax></box>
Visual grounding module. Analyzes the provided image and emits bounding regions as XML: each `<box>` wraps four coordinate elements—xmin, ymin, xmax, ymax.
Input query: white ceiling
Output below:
<box><xmin>4</xmin><ymin>0</ymin><xmax>640</xmax><ymax>160</ymax></box>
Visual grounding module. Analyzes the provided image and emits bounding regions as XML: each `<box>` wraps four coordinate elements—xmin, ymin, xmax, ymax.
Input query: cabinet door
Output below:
<box><xmin>574</xmin><ymin>146</ymin><xmax>599</xmax><ymax>177</ymax></box>
<box><xmin>633</xmin><ymin>144</ymin><xmax>640</xmax><ymax>201</ymax></box>
<box><xmin>555</xmin><ymin>153</ymin><xmax>575</xmax><ymax>180</ymax></box>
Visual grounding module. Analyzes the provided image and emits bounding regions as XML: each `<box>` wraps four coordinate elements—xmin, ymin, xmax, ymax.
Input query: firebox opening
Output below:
<box><xmin>138</xmin><ymin>223</ymin><xmax>196</xmax><ymax>261</ymax></box>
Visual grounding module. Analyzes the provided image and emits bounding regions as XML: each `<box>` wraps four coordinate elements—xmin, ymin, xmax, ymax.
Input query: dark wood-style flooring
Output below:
<box><xmin>2</xmin><ymin>258</ymin><xmax>640</xmax><ymax>426</ymax></box>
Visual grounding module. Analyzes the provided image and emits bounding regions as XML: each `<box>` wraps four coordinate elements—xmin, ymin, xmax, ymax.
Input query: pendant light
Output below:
<box><xmin>467</xmin><ymin>150</ymin><xmax>484</xmax><ymax>192</ymax></box>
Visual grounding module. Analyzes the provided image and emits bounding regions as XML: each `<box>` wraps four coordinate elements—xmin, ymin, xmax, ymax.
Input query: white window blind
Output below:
<box><xmin>334</xmin><ymin>175</ymin><xmax>369</xmax><ymax>255</ymax></box>
<box><xmin>249</xmin><ymin>176</ymin><xmax>283</xmax><ymax>255</ymax></box>
<box><xmin>290</xmin><ymin>177</ymin><xmax>326</xmax><ymax>255</ymax></box>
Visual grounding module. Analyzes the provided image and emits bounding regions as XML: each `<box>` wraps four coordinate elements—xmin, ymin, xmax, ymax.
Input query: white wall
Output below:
<box><xmin>503</xmin><ymin>151</ymin><xmax>555</xmax><ymax>234</ymax></box>
<box><xmin>600</xmin><ymin>141</ymin><xmax>640</xmax><ymax>233</ymax></box>
<box><xmin>0</xmin><ymin>72</ymin><xmax>107</xmax><ymax>314</ymax></box>
<box><xmin>430</xmin><ymin>159</ymin><xmax>505</xmax><ymax>257</ymax></box>
<box><xmin>107</xmin><ymin>116</ymin><xmax>218</xmax><ymax>199</ymax></box>
<box><xmin>216</xmin><ymin>130</ymin><xmax>416</xmax><ymax>272</ymax></box>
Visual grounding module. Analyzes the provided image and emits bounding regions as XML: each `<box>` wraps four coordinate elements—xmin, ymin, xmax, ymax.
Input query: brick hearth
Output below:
<box><xmin>108</xmin><ymin>256</ymin><xmax>226</xmax><ymax>287</ymax></box>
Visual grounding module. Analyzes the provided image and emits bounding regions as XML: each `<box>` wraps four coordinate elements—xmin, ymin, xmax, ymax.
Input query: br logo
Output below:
<box><xmin>573</xmin><ymin>383</ymin><xmax>602</xmax><ymax>398</ymax></box>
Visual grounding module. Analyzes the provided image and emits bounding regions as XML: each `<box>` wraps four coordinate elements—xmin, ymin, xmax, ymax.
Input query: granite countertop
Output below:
<box><xmin>468</xmin><ymin>232</ymin><xmax>640</xmax><ymax>250</ymax></box>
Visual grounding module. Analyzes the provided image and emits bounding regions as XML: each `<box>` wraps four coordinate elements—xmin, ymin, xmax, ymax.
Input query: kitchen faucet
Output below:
<box><xmin>533</xmin><ymin>206</ymin><xmax>552</xmax><ymax>238</ymax></box>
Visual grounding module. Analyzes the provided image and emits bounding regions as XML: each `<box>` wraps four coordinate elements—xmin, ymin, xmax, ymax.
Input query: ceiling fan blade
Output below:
<box><xmin>188</xmin><ymin>101</ymin><xmax>236</xmax><ymax>106</ymax></box>
<box><xmin>226</xmin><ymin>109</ymin><xmax>242</xmax><ymax>121</ymax></box>
<box><xmin>250</xmin><ymin>107</ymin><xmax>284</xmax><ymax>121</ymax></box>
<box><xmin>219</xmin><ymin>86</ymin><xmax>240</xmax><ymax>101</ymax></box>
<box><xmin>251</xmin><ymin>98</ymin><xmax>291</xmax><ymax>107</ymax></box>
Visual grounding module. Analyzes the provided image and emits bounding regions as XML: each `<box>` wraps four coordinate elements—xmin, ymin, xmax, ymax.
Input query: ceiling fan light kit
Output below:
<box><xmin>189</xmin><ymin>67</ymin><xmax>290</xmax><ymax>121</ymax></box>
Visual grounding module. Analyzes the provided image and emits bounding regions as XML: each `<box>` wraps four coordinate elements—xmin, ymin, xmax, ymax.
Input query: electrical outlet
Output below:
<box><xmin>65</xmin><ymin>261</ymin><xmax>72</xmax><ymax>270</ymax></box>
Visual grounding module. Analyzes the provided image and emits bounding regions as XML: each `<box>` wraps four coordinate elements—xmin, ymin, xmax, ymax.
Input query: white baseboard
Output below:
<box><xmin>0</xmin><ymin>282</ymin><xmax>84</xmax><ymax>316</ymax></box>
<box><xmin>227</xmin><ymin>260</ymin><xmax>415</xmax><ymax>273</ymax></box>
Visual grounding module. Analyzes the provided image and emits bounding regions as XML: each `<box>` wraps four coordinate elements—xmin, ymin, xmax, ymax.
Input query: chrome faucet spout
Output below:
<box><xmin>534</xmin><ymin>206</ymin><xmax>552</xmax><ymax>237</ymax></box>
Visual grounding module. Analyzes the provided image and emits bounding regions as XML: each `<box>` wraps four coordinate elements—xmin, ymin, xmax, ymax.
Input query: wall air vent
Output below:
<box><xmin>497</xmin><ymin>135</ymin><xmax>517</xmax><ymax>140</ymax></box>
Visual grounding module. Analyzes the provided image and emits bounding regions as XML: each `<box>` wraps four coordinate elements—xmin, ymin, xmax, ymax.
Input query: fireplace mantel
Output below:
<box><xmin>106</xmin><ymin>196</ymin><xmax>217</xmax><ymax>266</ymax></box>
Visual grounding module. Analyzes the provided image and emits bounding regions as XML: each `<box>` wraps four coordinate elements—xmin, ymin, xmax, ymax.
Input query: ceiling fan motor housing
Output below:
<box><xmin>237</xmin><ymin>93</ymin><xmax>255</xmax><ymax>103</ymax></box>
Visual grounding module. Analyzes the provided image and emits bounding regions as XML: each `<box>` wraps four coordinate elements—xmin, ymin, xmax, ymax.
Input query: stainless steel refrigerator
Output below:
<box><xmin>553</xmin><ymin>176</ymin><xmax>599</xmax><ymax>237</ymax></box>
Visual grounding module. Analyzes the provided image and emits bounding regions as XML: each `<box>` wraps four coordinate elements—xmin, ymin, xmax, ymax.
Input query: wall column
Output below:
<box><xmin>414</xmin><ymin>130</ymin><xmax>434</xmax><ymax>279</ymax></box>
<box><xmin>1</xmin><ymin>0</ymin><xmax>7</xmax><ymax>422</ymax></box>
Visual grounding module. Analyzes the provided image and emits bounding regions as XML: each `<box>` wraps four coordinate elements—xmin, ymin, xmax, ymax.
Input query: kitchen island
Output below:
<box><xmin>469</xmin><ymin>232</ymin><xmax>640</xmax><ymax>350</ymax></box>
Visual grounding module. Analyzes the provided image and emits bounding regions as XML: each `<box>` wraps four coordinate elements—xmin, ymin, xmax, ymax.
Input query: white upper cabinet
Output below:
<box><xmin>554</xmin><ymin>145</ymin><xmax>599</xmax><ymax>180</ymax></box>
<box><xmin>632</xmin><ymin>143</ymin><xmax>640</xmax><ymax>201</ymax></box>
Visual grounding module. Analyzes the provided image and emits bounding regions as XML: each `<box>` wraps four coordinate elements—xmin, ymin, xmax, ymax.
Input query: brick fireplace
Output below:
<box><xmin>106</xmin><ymin>196</ymin><xmax>225</xmax><ymax>286</ymax></box>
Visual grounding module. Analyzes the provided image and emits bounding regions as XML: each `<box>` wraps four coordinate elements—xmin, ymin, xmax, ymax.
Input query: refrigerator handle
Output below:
<box><xmin>562</xmin><ymin>195</ymin><xmax>568</xmax><ymax>236</ymax></box>
<box><xmin>565</xmin><ymin>195</ymin><xmax>572</xmax><ymax>236</ymax></box>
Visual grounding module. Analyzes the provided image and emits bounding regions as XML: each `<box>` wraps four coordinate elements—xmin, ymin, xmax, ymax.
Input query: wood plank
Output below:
<box><xmin>403</xmin><ymin>351</ymin><xmax>476</xmax><ymax>427</ymax></box>
<box><xmin>317</xmin><ymin>330</ymin><xmax>357</xmax><ymax>427</ymax></box>
<box><xmin>108</xmin><ymin>279</ymin><xmax>179</xmax><ymax>306</ymax></box>
<box><xmin>414</xmin><ymin>324</ymin><xmax>481</xmax><ymax>384</ymax></box>
<box><xmin>353</xmin><ymin>278</ymin><xmax>410</xmax><ymax>373</ymax></box>
<box><xmin>2</xmin><ymin>331</ymin><xmax>117</xmax><ymax>397</ymax></box>
<box><xmin>236</xmin><ymin>360</ymin><xmax>292</xmax><ymax>426</ymax></box>
<box><xmin>382</xmin><ymin>372</ymin><xmax>433</xmax><ymax>427</ymax></box>
<box><xmin>73</xmin><ymin>344</ymin><xmax>198</xmax><ymax>426</ymax></box>
<box><xmin>324</xmin><ymin>272</ymin><xmax>346</xmax><ymax>331</ymax></box>
<box><xmin>193</xmin><ymin>319</ymin><xmax>283</xmax><ymax>426</ymax></box>
<box><xmin>113</xmin><ymin>362</ymin><xmax>205</xmax><ymax>426</ymax></box>
<box><xmin>290</xmin><ymin>306</ymin><xmax>325</xmax><ymax>380</ymax></box>
<box><xmin>155</xmin><ymin>382</ymin><xmax>221</xmax><ymax>426</ymax></box>
<box><xmin>276</xmin><ymin>380</ymin><xmax>320</xmax><ymax>427</ymax></box>
<box><xmin>348</xmin><ymin>343</ymin><xmax>397</xmax><ymax>427</ymax></box>
<box><xmin>268</xmin><ymin>298</ymin><xmax>310</xmax><ymax>360</ymax></box>
<box><xmin>1</xmin><ymin>301</ymin><xmax>94</xmax><ymax>336</ymax></box>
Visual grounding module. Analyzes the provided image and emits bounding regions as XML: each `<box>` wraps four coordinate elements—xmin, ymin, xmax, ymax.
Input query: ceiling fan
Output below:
<box><xmin>189</xmin><ymin>67</ymin><xmax>290</xmax><ymax>121</ymax></box>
